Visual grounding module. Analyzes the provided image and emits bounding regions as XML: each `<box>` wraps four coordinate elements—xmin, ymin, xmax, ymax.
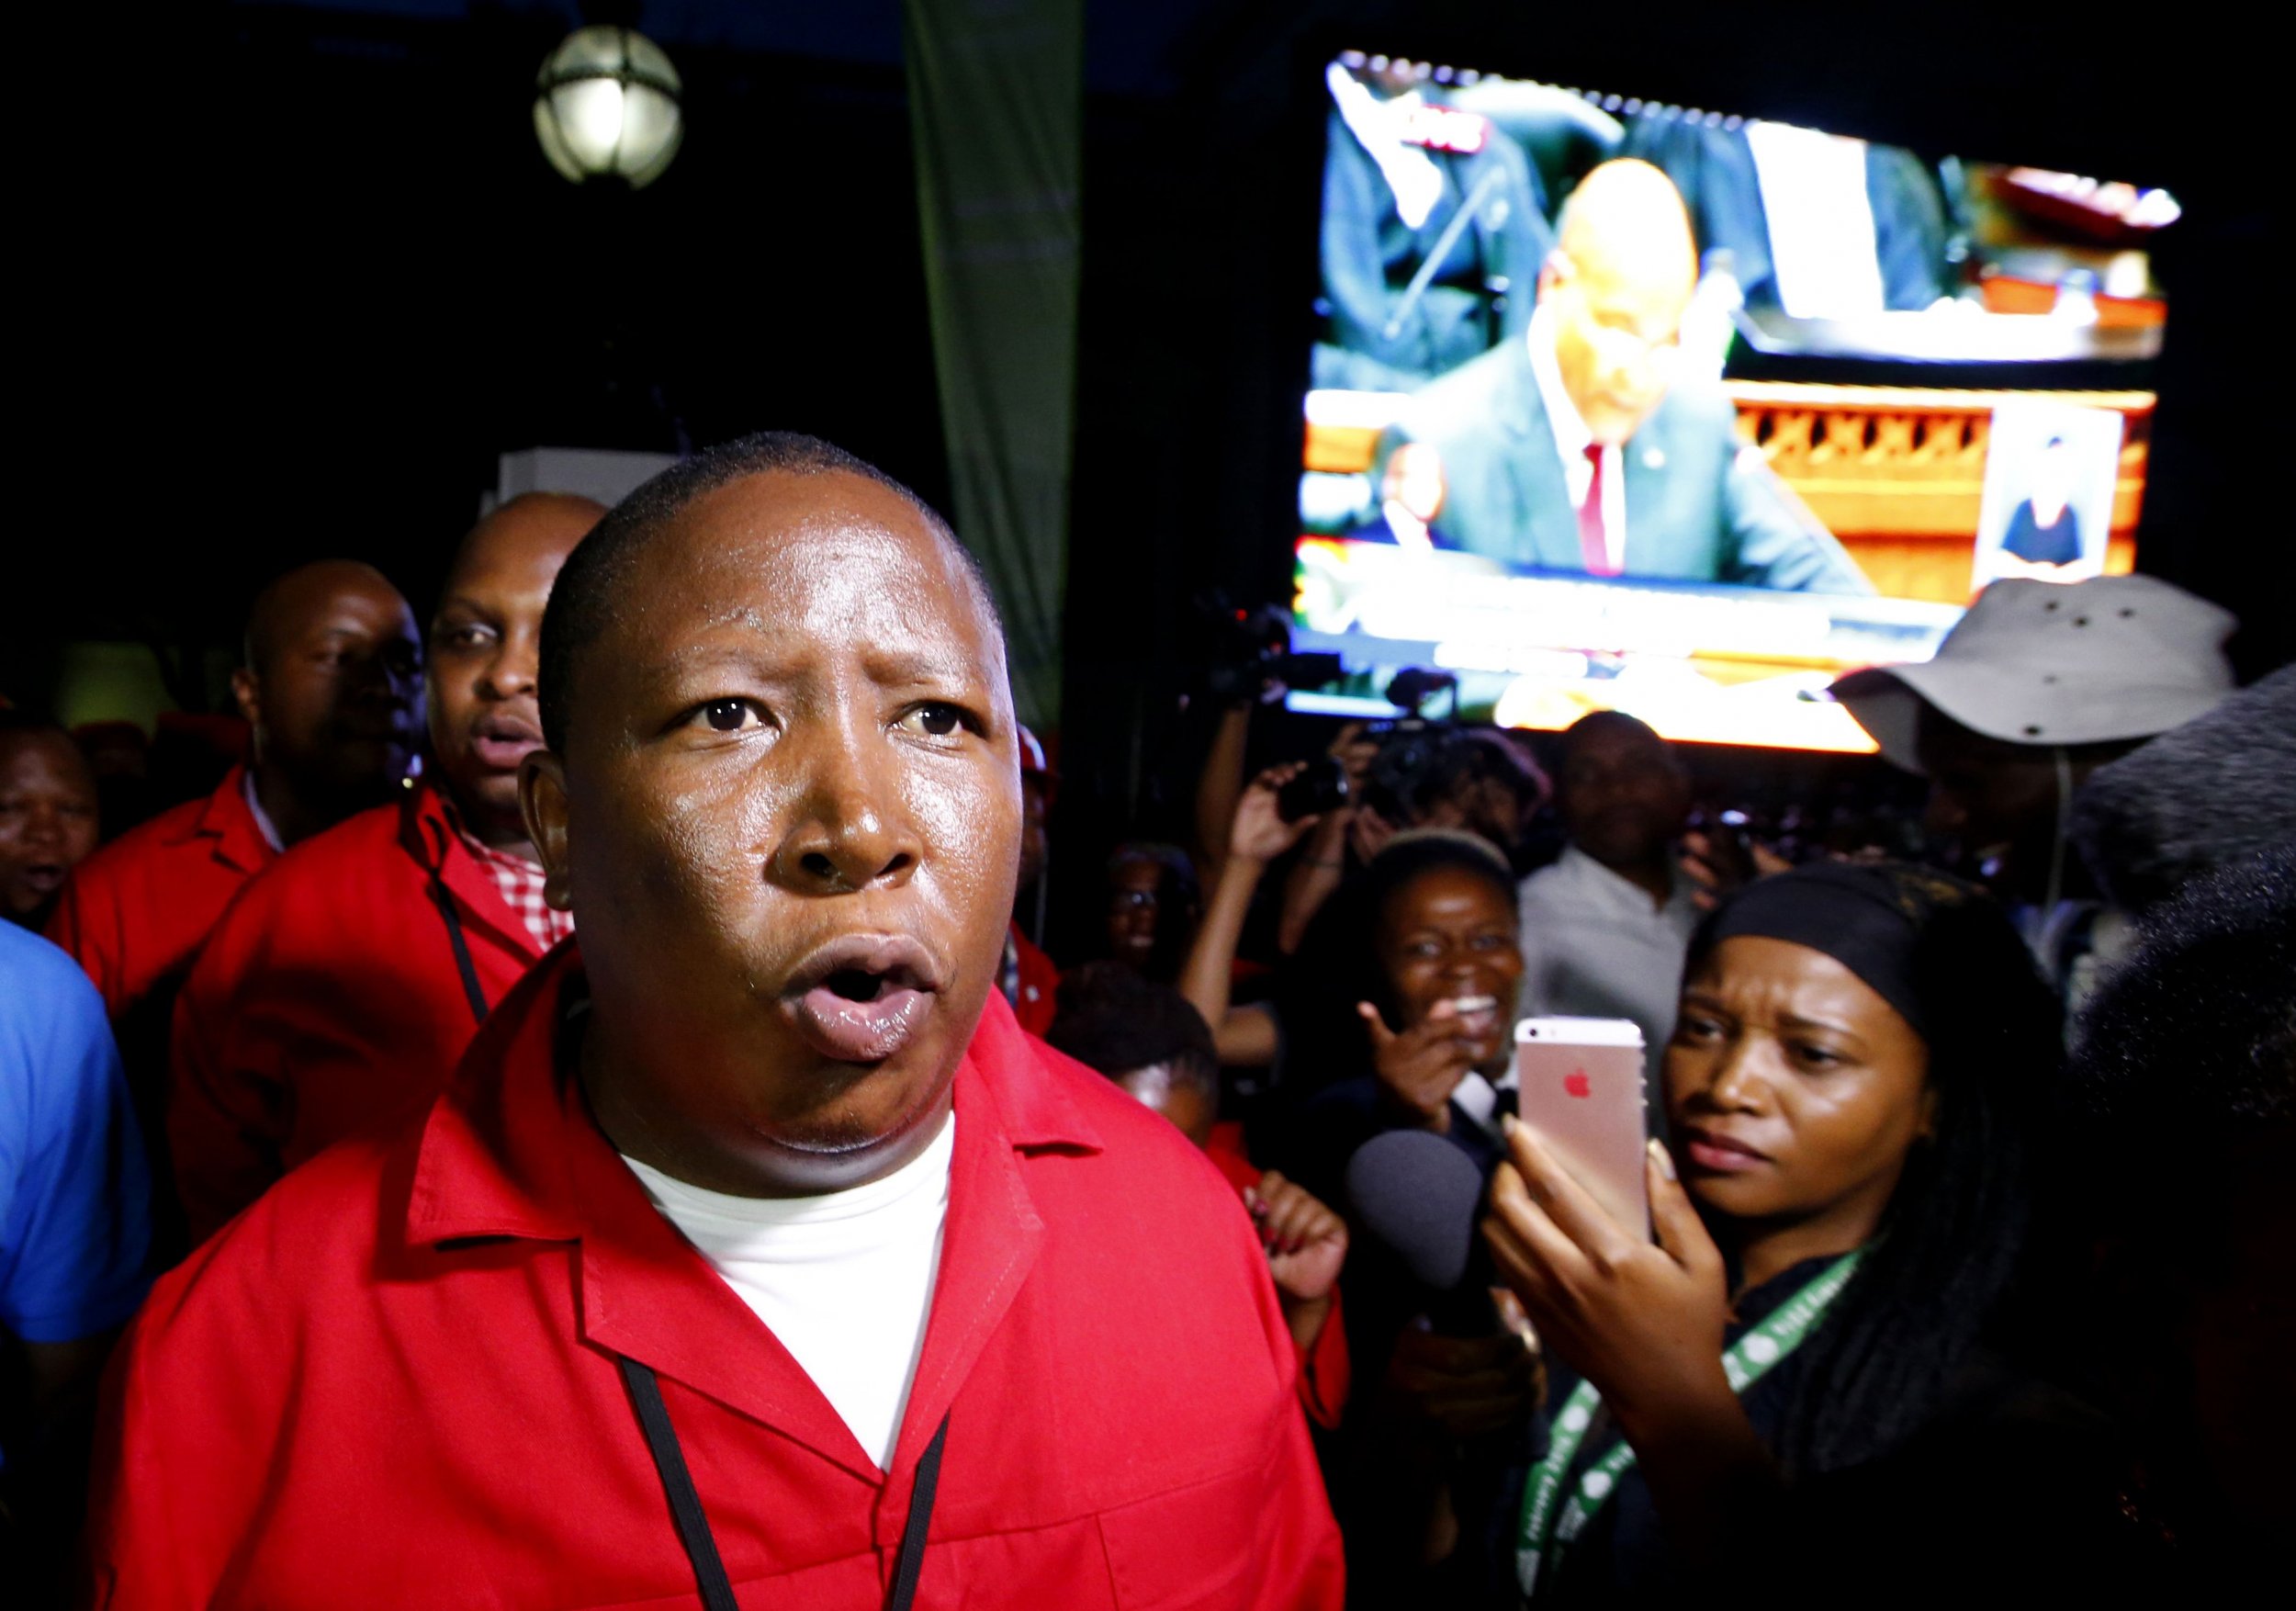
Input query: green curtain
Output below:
<box><xmin>902</xmin><ymin>0</ymin><xmax>1083</xmax><ymax>730</ymax></box>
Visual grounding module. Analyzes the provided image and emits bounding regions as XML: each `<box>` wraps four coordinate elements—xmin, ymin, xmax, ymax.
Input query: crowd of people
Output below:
<box><xmin>2</xmin><ymin>434</ymin><xmax>2290</xmax><ymax>1606</ymax></box>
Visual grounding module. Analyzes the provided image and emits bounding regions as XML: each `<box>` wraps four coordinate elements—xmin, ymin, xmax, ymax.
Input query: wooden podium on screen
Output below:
<box><xmin>1725</xmin><ymin>382</ymin><xmax>2150</xmax><ymax>603</ymax></box>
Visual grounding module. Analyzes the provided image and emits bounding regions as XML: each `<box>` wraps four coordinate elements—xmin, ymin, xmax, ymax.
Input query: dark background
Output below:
<box><xmin>16</xmin><ymin>1</ymin><xmax>2288</xmax><ymax>865</ymax></box>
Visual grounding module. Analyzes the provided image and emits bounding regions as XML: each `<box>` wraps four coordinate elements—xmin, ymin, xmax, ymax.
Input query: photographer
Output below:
<box><xmin>1180</xmin><ymin>763</ymin><xmax>1322</xmax><ymax>1069</ymax></box>
<box><xmin>1280</xmin><ymin>722</ymin><xmax>1547</xmax><ymax>954</ymax></box>
<box><xmin>1187</xmin><ymin>600</ymin><xmax>1341</xmax><ymax>878</ymax></box>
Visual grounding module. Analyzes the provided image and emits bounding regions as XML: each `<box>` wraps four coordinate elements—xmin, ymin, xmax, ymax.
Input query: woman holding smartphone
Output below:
<box><xmin>1483</xmin><ymin>862</ymin><xmax>2134</xmax><ymax>1603</ymax></box>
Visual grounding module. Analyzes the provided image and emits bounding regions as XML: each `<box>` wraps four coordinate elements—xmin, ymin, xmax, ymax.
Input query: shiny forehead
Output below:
<box><xmin>538</xmin><ymin>438</ymin><xmax>1003</xmax><ymax>752</ymax></box>
<box><xmin>635</xmin><ymin>470</ymin><xmax>997</xmax><ymax>646</ymax></box>
<box><xmin>554</xmin><ymin>468</ymin><xmax>1010</xmax><ymax>752</ymax></box>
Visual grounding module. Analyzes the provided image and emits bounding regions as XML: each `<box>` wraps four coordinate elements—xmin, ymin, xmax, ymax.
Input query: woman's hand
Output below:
<box><xmin>1246</xmin><ymin>1170</ymin><xmax>1349</xmax><ymax>1305</ymax></box>
<box><xmin>1485</xmin><ymin>1125</ymin><xmax>1784</xmax><ymax>1567</ymax></box>
<box><xmin>1481</xmin><ymin>1124</ymin><xmax>1734</xmax><ymax>1436</ymax></box>
<box><xmin>1230</xmin><ymin>762</ymin><xmax>1319</xmax><ymax>865</ymax></box>
<box><xmin>1247</xmin><ymin>1170</ymin><xmax>1348</xmax><ymax>1353</ymax></box>
<box><xmin>1358</xmin><ymin>999</ymin><xmax>1482</xmax><ymax>1132</ymax></box>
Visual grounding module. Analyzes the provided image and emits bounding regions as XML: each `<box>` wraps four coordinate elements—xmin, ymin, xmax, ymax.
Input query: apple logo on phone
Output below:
<box><xmin>1563</xmin><ymin>1070</ymin><xmax>1592</xmax><ymax>1098</ymax></box>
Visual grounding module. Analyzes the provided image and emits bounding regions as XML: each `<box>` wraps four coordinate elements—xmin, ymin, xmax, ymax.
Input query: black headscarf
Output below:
<box><xmin>1687</xmin><ymin>861</ymin><xmax>2018</xmax><ymax>1045</ymax></box>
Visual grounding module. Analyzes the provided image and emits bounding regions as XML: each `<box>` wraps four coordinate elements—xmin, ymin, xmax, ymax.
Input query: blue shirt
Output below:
<box><xmin>1</xmin><ymin>921</ymin><xmax>151</xmax><ymax>1357</ymax></box>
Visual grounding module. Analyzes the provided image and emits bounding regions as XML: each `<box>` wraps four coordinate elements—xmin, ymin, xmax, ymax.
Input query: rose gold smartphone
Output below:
<box><xmin>1514</xmin><ymin>1017</ymin><xmax>1650</xmax><ymax>1239</ymax></box>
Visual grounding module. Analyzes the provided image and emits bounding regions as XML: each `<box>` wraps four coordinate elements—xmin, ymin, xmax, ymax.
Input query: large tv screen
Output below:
<box><xmin>1294</xmin><ymin>51</ymin><xmax>2177</xmax><ymax>750</ymax></box>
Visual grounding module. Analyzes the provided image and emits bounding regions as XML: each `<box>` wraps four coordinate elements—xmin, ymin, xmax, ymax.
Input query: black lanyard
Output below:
<box><xmin>618</xmin><ymin>1357</ymin><xmax>951</xmax><ymax>1611</ymax></box>
<box><xmin>425</xmin><ymin>862</ymin><xmax>490</xmax><ymax>1027</ymax></box>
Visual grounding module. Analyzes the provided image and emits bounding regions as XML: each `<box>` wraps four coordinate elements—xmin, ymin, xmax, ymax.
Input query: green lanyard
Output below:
<box><xmin>1514</xmin><ymin>1249</ymin><xmax>1865</xmax><ymax>1599</ymax></box>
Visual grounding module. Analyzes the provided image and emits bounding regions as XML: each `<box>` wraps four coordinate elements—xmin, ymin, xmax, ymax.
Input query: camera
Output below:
<box><xmin>1276</xmin><ymin>754</ymin><xmax>1351</xmax><ymax>822</ymax></box>
<box><xmin>1192</xmin><ymin>594</ymin><xmax>1345</xmax><ymax>703</ymax></box>
<box><xmin>1358</xmin><ymin>718</ymin><xmax>1453</xmax><ymax>822</ymax></box>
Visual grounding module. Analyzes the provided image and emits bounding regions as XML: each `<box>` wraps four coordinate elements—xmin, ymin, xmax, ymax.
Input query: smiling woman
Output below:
<box><xmin>1358</xmin><ymin>831</ymin><xmax>1526</xmax><ymax>1132</ymax></box>
<box><xmin>1482</xmin><ymin>862</ymin><xmax>2119</xmax><ymax>1603</ymax></box>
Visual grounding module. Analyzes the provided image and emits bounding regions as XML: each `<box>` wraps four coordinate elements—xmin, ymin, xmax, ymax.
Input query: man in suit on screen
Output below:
<box><xmin>1381</xmin><ymin>160</ymin><xmax>1874</xmax><ymax>594</ymax></box>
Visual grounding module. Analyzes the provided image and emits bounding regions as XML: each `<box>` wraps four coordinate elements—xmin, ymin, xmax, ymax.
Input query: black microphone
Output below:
<box><xmin>1345</xmin><ymin>1129</ymin><xmax>1497</xmax><ymax>1335</ymax></box>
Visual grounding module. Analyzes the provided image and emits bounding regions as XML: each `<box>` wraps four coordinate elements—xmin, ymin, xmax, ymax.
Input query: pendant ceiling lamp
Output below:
<box><xmin>533</xmin><ymin>25</ymin><xmax>683</xmax><ymax>189</ymax></box>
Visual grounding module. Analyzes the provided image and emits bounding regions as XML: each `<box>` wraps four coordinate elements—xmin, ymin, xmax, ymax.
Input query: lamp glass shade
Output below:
<box><xmin>534</xmin><ymin>26</ymin><xmax>683</xmax><ymax>188</ymax></box>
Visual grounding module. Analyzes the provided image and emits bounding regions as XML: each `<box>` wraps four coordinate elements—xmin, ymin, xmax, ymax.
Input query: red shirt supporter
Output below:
<box><xmin>60</xmin><ymin>556</ymin><xmax>429</xmax><ymax>1011</ymax></box>
<box><xmin>96</xmin><ymin>435</ymin><xmax>1344</xmax><ymax>1607</ymax></box>
<box><xmin>1204</xmin><ymin>1129</ymin><xmax>1353</xmax><ymax>1429</ymax></box>
<box><xmin>167</xmin><ymin>778</ymin><xmax>546</xmax><ymax>1243</ymax></box>
<box><xmin>48</xmin><ymin>764</ymin><xmax>275</xmax><ymax>1021</ymax></box>
<box><xmin>91</xmin><ymin>956</ymin><xmax>1340</xmax><ymax>1608</ymax></box>
<box><xmin>1002</xmin><ymin>921</ymin><xmax>1058</xmax><ymax>1035</ymax></box>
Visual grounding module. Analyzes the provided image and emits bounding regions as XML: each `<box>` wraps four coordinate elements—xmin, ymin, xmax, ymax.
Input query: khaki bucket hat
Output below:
<box><xmin>1832</xmin><ymin>575</ymin><xmax>2236</xmax><ymax>772</ymax></box>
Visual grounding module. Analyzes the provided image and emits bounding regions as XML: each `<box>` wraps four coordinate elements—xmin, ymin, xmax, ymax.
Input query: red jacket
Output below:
<box><xmin>47</xmin><ymin>764</ymin><xmax>276</xmax><ymax>1026</ymax></box>
<box><xmin>168</xmin><ymin>779</ymin><xmax>546</xmax><ymax>1245</ymax></box>
<box><xmin>1004</xmin><ymin>922</ymin><xmax>1058</xmax><ymax>1035</ymax></box>
<box><xmin>1205</xmin><ymin>1132</ymin><xmax>1352</xmax><ymax>1431</ymax></box>
<box><xmin>90</xmin><ymin>951</ymin><xmax>1345</xmax><ymax>1609</ymax></box>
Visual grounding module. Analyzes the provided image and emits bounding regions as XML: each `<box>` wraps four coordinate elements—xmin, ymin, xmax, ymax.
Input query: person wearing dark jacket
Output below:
<box><xmin>1621</xmin><ymin>108</ymin><xmax>1955</xmax><ymax>318</ymax></box>
<box><xmin>1383</xmin><ymin>161</ymin><xmax>1871</xmax><ymax>591</ymax></box>
<box><xmin>2064</xmin><ymin>849</ymin><xmax>2295</xmax><ymax>1586</ymax></box>
<box><xmin>2068</xmin><ymin>664</ymin><xmax>2296</xmax><ymax>919</ymax></box>
<box><xmin>1317</xmin><ymin>60</ymin><xmax>1553</xmax><ymax>389</ymax></box>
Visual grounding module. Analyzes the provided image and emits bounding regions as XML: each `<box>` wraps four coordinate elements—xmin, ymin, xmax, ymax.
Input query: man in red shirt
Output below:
<box><xmin>166</xmin><ymin>493</ymin><xmax>602</xmax><ymax>1244</ymax></box>
<box><xmin>89</xmin><ymin>433</ymin><xmax>1344</xmax><ymax>1609</ymax></box>
<box><xmin>50</xmin><ymin>560</ymin><xmax>422</xmax><ymax>1027</ymax></box>
<box><xmin>49</xmin><ymin>559</ymin><xmax>422</xmax><ymax>1253</ymax></box>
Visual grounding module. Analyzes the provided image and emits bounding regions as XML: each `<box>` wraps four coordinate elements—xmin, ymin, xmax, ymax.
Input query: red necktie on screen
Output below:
<box><xmin>1578</xmin><ymin>444</ymin><xmax>1620</xmax><ymax>575</ymax></box>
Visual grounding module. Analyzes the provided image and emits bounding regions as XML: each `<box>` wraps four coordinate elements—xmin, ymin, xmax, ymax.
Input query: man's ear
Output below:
<box><xmin>521</xmin><ymin>750</ymin><xmax>574</xmax><ymax>912</ymax></box>
<box><xmin>231</xmin><ymin>667</ymin><xmax>264</xmax><ymax>751</ymax></box>
<box><xmin>1536</xmin><ymin>248</ymin><xmax>1570</xmax><ymax>301</ymax></box>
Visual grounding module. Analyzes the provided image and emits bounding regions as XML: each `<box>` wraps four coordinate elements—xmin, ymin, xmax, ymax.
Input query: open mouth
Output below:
<box><xmin>17</xmin><ymin>862</ymin><xmax>69</xmax><ymax>896</ymax></box>
<box><xmin>782</xmin><ymin>934</ymin><xmax>944</xmax><ymax>1064</ymax></box>
<box><xmin>1448</xmin><ymin>993</ymin><xmax>1501</xmax><ymax>1038</ymax></box>
<box><xmin>469</xmin><ymin>712</ymin><xmax>546</xmax><ymax>772</ymax></box>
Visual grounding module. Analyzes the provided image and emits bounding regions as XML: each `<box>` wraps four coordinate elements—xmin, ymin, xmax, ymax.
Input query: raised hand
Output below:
<box><xmin>1230</xmin><ymin>762</ymin><xmax>1320</xmax><ymax>865</ymax></box>
<box><xmin>1246</xmin><ymin>1170</ymin><xmax>1348</xmax><ymax>1306</ymax></box>
<box><xmin>1328</xmin><ymin>720</ymin><xmax>1380</xmax><ymax>786</ymax></box>
<box><xmin>1358</xmin><ymin>998</ymin><xmax>1482</xmax><ymax>1132</ymax></box>
<box><xmin>1679</xmin><ymin>828</ymin><xmax>1792</xmax><ymax>912</ymax></box>
<box><xmin>1347</xmin><ymin>802</ymin><xmax>1396</xmax><ymax>864</ymax></box>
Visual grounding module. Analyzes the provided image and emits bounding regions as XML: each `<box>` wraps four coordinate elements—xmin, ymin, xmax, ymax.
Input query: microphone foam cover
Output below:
<box><xmin>1345</xmin><ymin>1129</ymin><xmax>1486</xmax><ymax>1291</ymax></box>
